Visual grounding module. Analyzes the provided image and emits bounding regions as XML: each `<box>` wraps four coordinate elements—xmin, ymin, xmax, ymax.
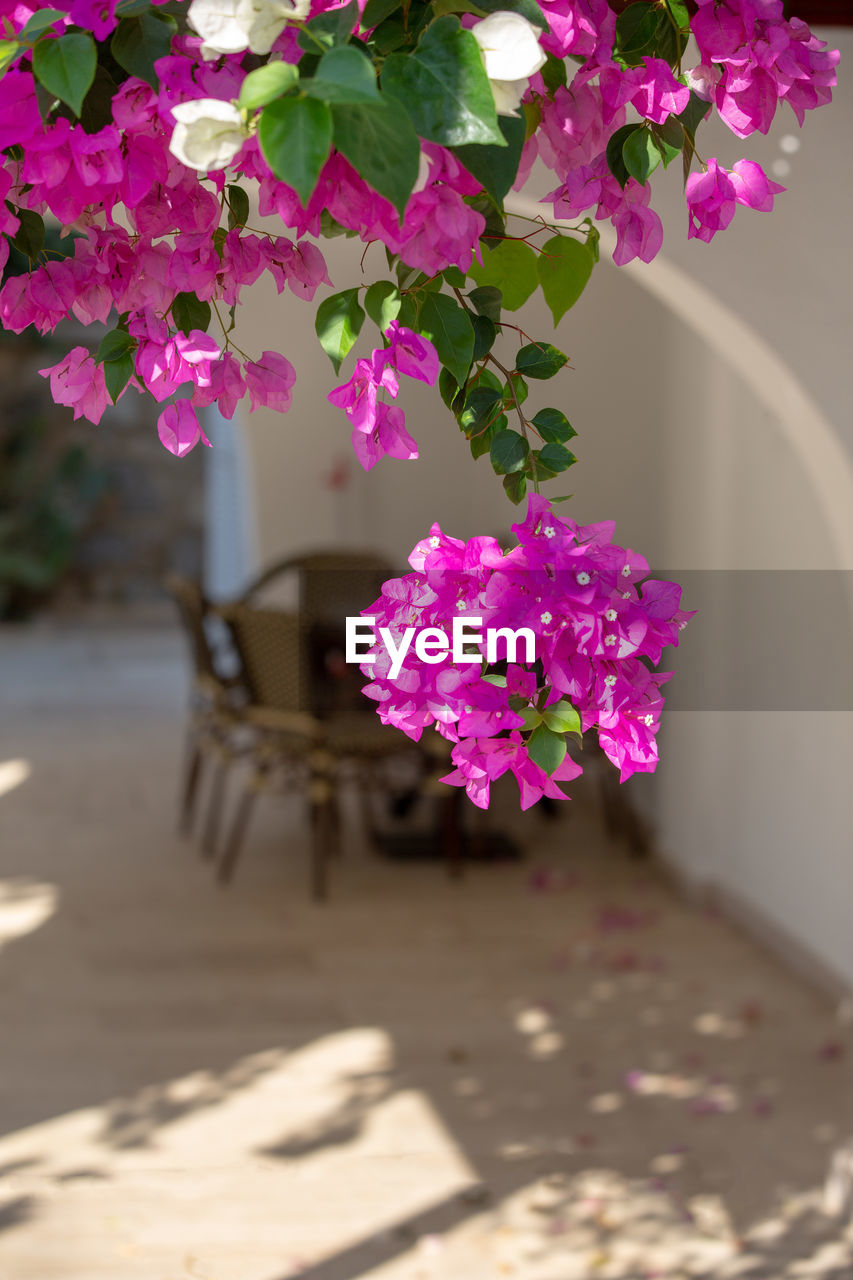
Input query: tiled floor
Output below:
<box><xmin>1</xmin><ymin>621</ymin><xmax>853</xmax><ymax>1279</ymax></box>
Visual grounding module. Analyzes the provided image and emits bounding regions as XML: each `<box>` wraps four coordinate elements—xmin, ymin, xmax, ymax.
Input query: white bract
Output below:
<box><xmin>187</xmin><ymin>0</ymin><xmax>310</xmax><ymax>59</ymax></box>
<box><xmin>169</xmin><ymin>99</ymin><xmax>249</xmax><ymax>172</ymax></box>
<box><xmin>471</xmin><ymin>10</ymin><xmax>546</xmax><ymax>117</ymax></box>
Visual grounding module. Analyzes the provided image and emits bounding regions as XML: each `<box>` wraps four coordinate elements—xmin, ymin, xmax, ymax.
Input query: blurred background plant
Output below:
<box><xmin>0</xmin><ymin>380</ymin><xmax>108</xmax><ymax>621</ymax></box>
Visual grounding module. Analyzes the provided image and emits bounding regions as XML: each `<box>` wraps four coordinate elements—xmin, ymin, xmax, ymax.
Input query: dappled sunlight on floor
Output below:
<box><xmin>1</xmin><ymin>624</ymin><xmax>853</xmax><ymax>1278</ymax></box>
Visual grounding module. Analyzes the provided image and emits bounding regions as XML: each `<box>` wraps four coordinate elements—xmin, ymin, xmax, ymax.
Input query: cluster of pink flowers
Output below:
<box><xmin>0</xmin><ymin>0</ymin><xmax>839</xmax><ymax>463</ymax></box>
<box><xmin>361</xmin><ymin>495</ymin><xmax>692</xmax><ymax>808</ymax></box>
<box><xmin>327</xmin><ymin>321</ymin><xmax>440</xmax><ymax>470</ymax></box>
<box><xmin>528</xmin><ymin>0</ymin><xmax>838</xmax><ymax>258</ymax></box>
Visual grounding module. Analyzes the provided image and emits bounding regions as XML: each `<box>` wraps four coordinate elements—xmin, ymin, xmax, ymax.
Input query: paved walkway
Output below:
<box><xmin>1</xmin><ymin>621</ymin><xmax>853</xmax><ymax>1280</ymax></box>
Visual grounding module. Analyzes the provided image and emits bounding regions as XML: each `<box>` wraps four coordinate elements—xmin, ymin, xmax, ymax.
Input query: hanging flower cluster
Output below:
<box><xmin>360</xmin><ymin>495</ymin><xmax>692</xmax><ymax>808</ymax></box>
<box><xmin>0</xmin><ymin>0</ymin><xmax>837</xmax><ymax>805</ymax></box>
<box><xmin>0</xmin><ymin>0</ymin><xmax>839</xmax><ymax>487</ymax></box>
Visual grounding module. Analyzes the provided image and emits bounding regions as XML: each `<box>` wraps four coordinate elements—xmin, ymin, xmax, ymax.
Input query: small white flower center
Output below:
<box><xmin>621</xmin><ymin>565</ymin><xmax>632</xmax><ymax>578</ymax></box>
<box><xmin>604</xmin><ymin>635</ymin><xmax>617</xmax><ymax>647</ymax></box>
<box><xmin>605</xmin><ymin>608</ymin><xmax>617</xmax><ymax>622</ymax></box>
<box><xmin>540</xmin><ymin>611</ymin><xmax>552</xmax><ymax>624</ymax></box>
<box><xmin>604</xmin><ymin>674</ymin><xmax>617</xmax><ymax>687</ymax></box>
<box><xmin>643</xmin><ymin>713</ymin><xmax>654</xmax><ymax>726</ymax></box>
<box><xmin>576</xmin><ymin>571</ymin><xmax>590</xmax><ymax>586</ymax></box>
<box><xmin>543</xmin><ymin>526</ymin><xmax>556</xmax><ymax>539</ymax></box>
<box><xmin>429</xmin><ymin>536</ymin><xmax>440</xmax><ymax>548</ymax></box>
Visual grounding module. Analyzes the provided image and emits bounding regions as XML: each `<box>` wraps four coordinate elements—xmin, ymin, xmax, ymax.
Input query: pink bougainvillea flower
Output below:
<box><xmin>383</xmin><ymin>322</ymin><xmax>440</xmax><ymax>385</ymax></box>
<box><xmin>730</xmin><ymin>158</ymin><xmax>786</xmax><ymax>211</ymax></box>
<box><xmin>157</xmin><ymin>400</ymin><xmax>211</xmax><ymax>457</ymax></box>
<box><xmin>39</xmin><ymin>347</ymin><xmax>110</xmax><ymax>425</ymax></box>
<box><xmin>350</xmin><ymin>402</ymin><xmax>419</xmax><ymax>471</ymax></box>
<box><xmin>685</xmin><ymin>159</ymin><xmax>738</xmax><ymax>242</ymax></box>
<box><xmin>244</xmin><ymin>350</ymin><xmax>296</xmax><ymax>411</ymax></box>
<box><xmin>328</xmin><ymin>355</ymin><xmax>399</xmax><ymax>434</ymax></box>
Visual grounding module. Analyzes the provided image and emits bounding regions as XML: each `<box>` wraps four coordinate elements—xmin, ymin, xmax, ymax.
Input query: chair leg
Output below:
<box><xmin>310</xmin><ymin>796</ymin><xmax>333</xmax><ymax>903</ymax></box>
<box><xmin>218</xmin><ymin>780</ymin><xmax>257</xmax><ymax>886</ymax></box>
<box><xmin>201</xmin><ymin>759</ymin><xmax>227</xmax><ymax>860</ymax></box>
<box><xmin>179</xmin><ymin>734</ymin><xmax>204</xmax><ymax>837</ymax></box>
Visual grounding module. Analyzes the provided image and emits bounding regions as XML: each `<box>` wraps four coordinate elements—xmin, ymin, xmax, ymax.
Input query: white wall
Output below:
<box><xmin>208</xmin><ymin>27</ymin><xmax>853</xmax><ymax>988</ymax></box>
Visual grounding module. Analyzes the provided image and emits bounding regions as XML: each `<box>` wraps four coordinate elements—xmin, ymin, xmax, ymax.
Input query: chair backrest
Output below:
<box><xmin>164</xmin><ymin>573</ymin><xmax>220</xmax><ymax>686</ymax></box>
<box><xmin>219</xmin><ymin>605</ymin><xmax>306</xmax><ymax>714</ymax></box>
<box><xmin>242</xmin><ymin>549</ymin><xmax>393</xmax><ymax>623</ymax></box>
<box><xmin>239</xmin><ymin>550</ymin><xmax>394</xmax><ymax>718</ymax></box>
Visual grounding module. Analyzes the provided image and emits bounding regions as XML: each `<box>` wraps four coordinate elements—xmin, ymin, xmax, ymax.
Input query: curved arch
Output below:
<box><xmin>507</xmin><ymin>193</ymin><xmax>853</xmax><ymax>570</ymax></box>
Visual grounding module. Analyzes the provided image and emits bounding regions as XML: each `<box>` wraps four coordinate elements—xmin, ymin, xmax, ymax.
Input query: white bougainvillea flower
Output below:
<box><xmin>188</xmin><ymin>0</ymin><xmax>310</xmax><ymax>58</ymax></box>
<box><xmin>471</xmin><ymin>11</ymin><xmax>546</xmax><ymax>116</ymax></box>
<box><xmin>169</xmin><ymin>99</ymin><xmax>249</xmax><ymax>172</ymax></box>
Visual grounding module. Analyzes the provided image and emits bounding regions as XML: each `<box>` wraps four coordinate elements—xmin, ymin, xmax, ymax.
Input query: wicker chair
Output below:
<box><xmin>165</xmin><ymin>573</ymin><xmax>253</xmax><ymax>858</ymax></box>
<box><xmin>240</xmin><ymin>549</ymin><xmax>397</xmax><ymax>720</ymax></box>
<box><xmin>216</xmin><ymin>602</ymin><xmax>412</xmax><ymax>899</ymax></box>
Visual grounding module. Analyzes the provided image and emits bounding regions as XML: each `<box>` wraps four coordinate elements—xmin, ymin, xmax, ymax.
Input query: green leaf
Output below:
<box><xmin>96</xmin><ymin>329</ymin><xmax>136</xmax><ymax>365</ymax></box>
<box><xmin>503</xmin><ymin>371</ymin><xmax>527</xmax><ymax>405</ymax></box>
<box><xmin>613</xmin><ymin>1</ymin><xmax>659</xmax><ymax>67</ymax></box>
<box><xmin>466</xmin><ymin>190</ymin><xmax>505</xmax><ymax>240</ymax></box>
<box><xmin>515</xmin><ymin>343</ymin><xmax>567</xmax><ymax>380</ymax></box>
<box><xmin>18</xmin><ymin>8</ymin><xmax>64</xmax><ymax>39</ymax></box>
<box><xmin>468</xmin><ymin>237</ymin><xmax>538</xmax><ymax>311</ymax></box>
<box><xmin>482</xmin><ymin>673</ymin><xmax>507</xmax><ymax>687</ymax></box>
<box><xmin>369</xmin><ymin>16</ymin><xmax>406</xmax><ymax>54</ymax></box>
<box><xmin>110</xmin><ymin>14</ymin><xmax>175</xmax><ymax>90</ymax></box>
<box><xmin>258</xmin><ymin>96</ymin><xmax>333</xmax><ymax>206</ymax></box>
<box><xmin>541</xmin><ymin>51</ymin><xmax>567</xmax><ymax>95</ymax></box>
<box><xmin>315</xmin><ymin>287</ymin><xmax>365</xmax><ymax>373</ymax></box>
<box><xmin>471</xmin><ymin>313</ymin><xmax>496</xmax><ymax>361</ymax></box>
<box><xmin>452</xmin><ymin>113</ymin><xmax>524</xmax><ymax>203</ymax></box>
<box><xmin>543</xmin><ymin>699</ymin><xmax>581</xmax><ymax>735</ymax></box>
<box><xmin>678</xmin><ymin>89</ymin><xmax>712</xmax><ymax>139</ymax></box>
<box><xmin>470</xmin><ymin>419</ymin><xmax>501</xmax><ymax>458</ymax></box>
<box><xmin>238</xmin><ymin>61</ymin><xmax>298</xmax><ymax>109</ymax></box>
<box><xmin>473</xmin><ymin>0</ymin><xmax>547</xmax><ymax>31</ymax></box>
<box><xmin>605</xmin><ymin>122</ymin><xmax>635</xmax><ymax>189</ymax></box>
<box><xmin>364</xmin><ymin>280</ymin><xmax>401</xmax><ymax>331</ymax></box>
<box><xmin>502</xmin><ymin>471</ymin><xmax>527</xmax><ymax>504</ymax></box>
<box><xmin>226</xmin><ymin>184</ymin><xmax>250</xmax><ymax>229</ymax></box>
<box><xmin>537</xmin><ymin>441</ymin><xmax>576</xmax><ymax>472</ymax></box>
<box><xmin>104</xmin><ymin>352</ymin><xmax>135</xmax><ymax>404</ymax></box>
<box><xmin>439</xmin><ymin>366</ymin><xmax>462</xmax><ymax>411</ymax></box>
<box><xmin>458</xmin><ymin>386</ymin><xmax>502</xmax><ymax>435</ymax></box>
<box><xmin>443</xmin><ymin>265</ymin><xmax>466</xmax><ymax>287</ymax></box>
<box><xmin>526</xmin><ymin>723</ymin><xmax>567</xmax><ymax>775</ymax></box>
<box><xmin>536</xmin><ymin>234</ymin><xmax>594</xmax><ymax>326</ymax></box>
<box><xmin>115</xmin><ymin>0</ymin><xmax>154</xmax><ymax>14</ymax></box>
<box><xmin>9</xmin><ymin>206</ymin><xmax>44</xmax><ymax>259</ymax></box>
<box><xmin>665</xmin><ymin>0</ymin><xmax>690</xmax><ymax>26</ymax></box>
<box><xmin>490</xmin><ymin>428</ymin><xmax>528</xmax><ymax>475</ymax></box>
<box><xmin>467</xmin><ymin>285</ymin><xmax>501</xmax><ymax>322</ymax></box>
<box><xmin>171</xmin><ymin>292</ymin><xmax>211</xmax><ymax>334</ymax></box>
<box><xmin>305</xmin><ymin>44</ymin><xmax>380</xmax><ymax>104</ymax></box>
<box><xmin>622</xmin><ymin>126</ymin><xmax>661</xmax><ymax>185</ymax></box>
<box><xmin>332</xmin><ymin>98</ymin><xmax>420</xmax><ymax>217</ymax></box>
<box><xmin>32</xmin><ymin>32</ymin><xmax>96</xmax><ymax>116</ymax></box>
<box><xmin>531</xmin><ymin>407</ymin><xmax>575</xmax><ymax>444</ymax></box>
<box><xmin>298</xmin><ymin>0</ymin><xmax>358</xmax><ymax>52</ymax></box>
<box><xmin>0</xmin><ymin>41</ymin><xmax>20</xmax><ymax>78</ymax></box>
<box><xmin>397</xmin><ymin>291</ymin><xmax>419</xmax><ymax>329</ymax></box>
<box><xmin>652</xmin><ymin>114</ymin><xmax>683</xmax><ymax>168</ymax></box>
<box><xmin>418</xmin><ymin>291</ymin><xmax>474</xmax><ymax>386</ymax></box>
<box><xmin>381</xmin><ymin>15</ymin><xmax>504</xmax><ymax>147</ymax></box>
<box><xmin>362</xmin><ymin>0</ymin><xmax>402</xmax><ymax>26</ymax></box>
